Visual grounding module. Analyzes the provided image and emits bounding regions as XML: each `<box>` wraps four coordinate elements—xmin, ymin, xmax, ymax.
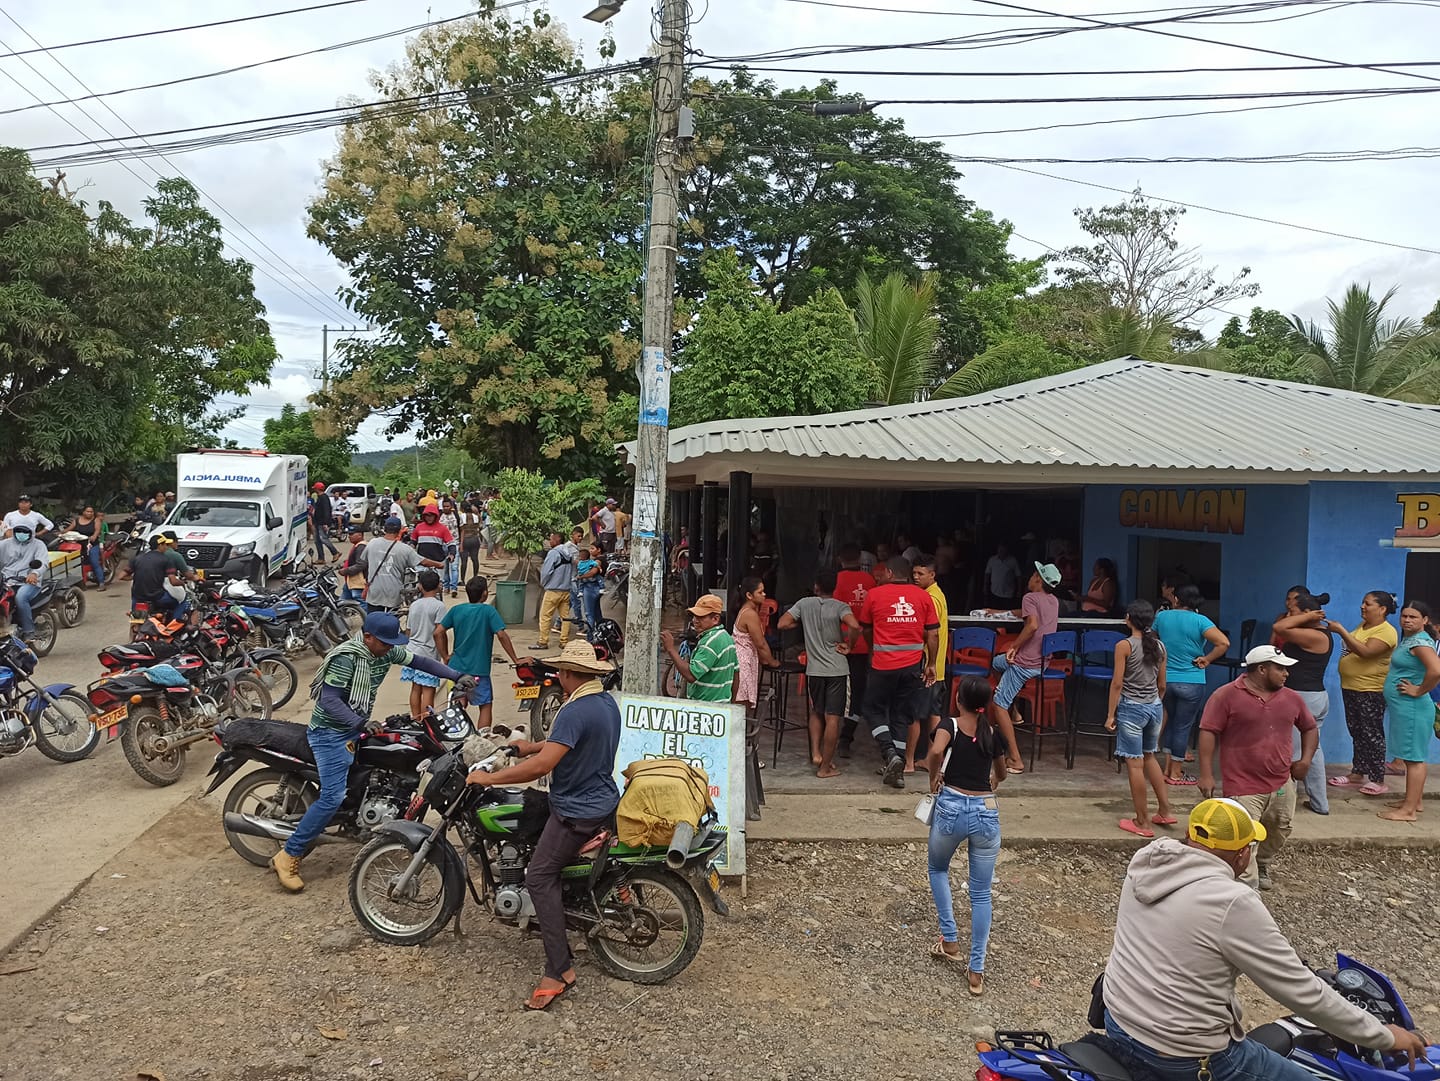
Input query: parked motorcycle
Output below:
<box><xmin>0</xmin><ymin>634</ymin><xmax>98</xmax><ymax>763</ymax></box>
<box><xmin>347</xmin><ymin>746</ymin><xmax>726</xmax><ymax>984</ymax></box>
<box><xmin>604</xmin><ymin>557</ymin><xmax>629</xmax><ymax>606</ymax></box>
<box><xmin>0</xmin><ymin>578</ymin><xmax>60</xmax><ymax>658</ymax></box>
<box><xmin>512</xmin><ymin>656</ymin><xmax>623</xmax><ymax>738</ymax></box>
<box><xmin>206</xmin><ymin>706</ymin><xmax>474</xmax><ymax>867</ymax></box>
<box><xmin>85</xmin><ymin>659</ymin><xmax>272</xmax><ymax>786</ymax></box>
<box><xmin>976</xmin><ymin>955</ymin><xmax>1438</xmax><ymax>1081</ymax></box>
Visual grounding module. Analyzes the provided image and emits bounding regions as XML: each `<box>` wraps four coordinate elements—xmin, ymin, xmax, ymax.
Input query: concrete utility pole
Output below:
<box><xmin>622</xmin><ymin>0</ymin><xmax>688</xmax><ymax>697</ymax></box>
<box><xmin>320</xmin><ymin>324</ymin><xmax>370</xmax><ymax>394</ymax></box>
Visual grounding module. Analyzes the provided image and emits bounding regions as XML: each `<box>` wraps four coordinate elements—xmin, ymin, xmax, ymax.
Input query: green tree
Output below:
<box><xmin>1289</xmin><ymin>284</ymin><xmax>1440</xmax><ymax>400</ymax></box>
<box><xmin>685</xmin><ymin>70</ymin><xmax>1024</xmax><ymax>370</ymax></box>
<box><xmin>671</xmin><ymin>250</ymin><xmax>878</xmax><ymax>427</ymax></box>
<box><xmin>486</xmin><ymin>467</ymin><xmax>602</xmax><ymax>560</ymax></box>
<box><xmin>933</xmin><ymin>333</ymin><xmax>1080</xmax><ymax>398</ymax></box>
<box><xmin>1054</xmin><ymin>189</ymin><xmax>1259</xmax><ymax>326</ymax></box>
<box><xmin>853</xmin><ymin>270</ymin><xmax>940</xmax><ymax>404</ymax></box>
<box><xmin>0</xmin><ymin>150</ymin><xmax>274</xmax><ymax>504</ymax></box>
<box><xmin>307</xmin><ymin>9</ymin><xmax>649</xmax><ymax>475</ymax></box>
<box><xmin>262</xmin><ymin>404</ymin><xmax>356</xmax><ymax>482</ymax></box>
<box><xmin>1423</xmin><ymin>298</ymin><xmax>1439</xmax><ymax>331</ymax></box>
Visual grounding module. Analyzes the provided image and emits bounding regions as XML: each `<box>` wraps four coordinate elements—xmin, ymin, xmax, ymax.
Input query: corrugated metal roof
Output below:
<box><xmin>625</xmin><ymin>358</ymin><xmax>1440</xmax><ymax>486</ymax></box>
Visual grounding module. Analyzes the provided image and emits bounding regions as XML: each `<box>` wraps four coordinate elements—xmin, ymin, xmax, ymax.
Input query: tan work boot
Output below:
<box><xmin>271</xmin><ymin>850</ymin><xmax>305</xmax><ymax>892</ymax></box>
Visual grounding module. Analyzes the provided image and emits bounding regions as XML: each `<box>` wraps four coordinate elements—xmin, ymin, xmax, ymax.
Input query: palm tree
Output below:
<box><xmin>852</xmin><ymin>270</ymin><xmax>941</xmax><ymax>404</ymax></box>
<box><xmin>1291</xmin><ymin>284</ymin><xmax>1440</xmax><ymax>401</ymax></box>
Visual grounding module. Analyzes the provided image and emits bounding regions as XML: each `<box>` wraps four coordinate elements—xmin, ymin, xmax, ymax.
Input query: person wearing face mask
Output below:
<box><xmin>1101</xmin><ymin>798</ymin><xmax>1428</xmax><ymax>1081</ymax></box>
<box><xmin>0</xmin><ymin>525</ymin><xmax>50</xmax><ymax>636</ymax></box>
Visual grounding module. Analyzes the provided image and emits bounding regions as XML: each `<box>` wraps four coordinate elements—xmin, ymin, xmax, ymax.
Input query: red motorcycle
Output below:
<box><xmin>0</xmin><ymin>579</ymin><xmax>59</xmax><ymax>657</ymax></box>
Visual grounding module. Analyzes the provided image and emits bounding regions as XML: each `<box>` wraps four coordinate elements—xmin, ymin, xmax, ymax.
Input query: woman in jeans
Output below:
<box><xmin>925</xmin><ymin>675</ymin><xmax>1007</xmax><ymax>996</ymax></box>
<box><xmin>1106</xmin><ymin>600</ymin><xmax>1175</xmax><ymax>837</ymax></box>
<box><xmin>1327</xmin><ymin>590</ymin><xmax>1398</xmax><ymax>795</ymax></box>
<box><xmin>1273</xmin><ymin>590</ymin><xmax>1334</xmax><ymax>814</ymax></box>
<box><xmin>1154</xmin><ymin>581</ymin><xmax>1228</xmax><ymax>785</ymax></box>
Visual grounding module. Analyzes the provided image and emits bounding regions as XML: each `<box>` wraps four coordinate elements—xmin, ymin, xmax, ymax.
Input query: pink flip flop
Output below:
<box><xmin>1150</xmin><ymin>814</ymin><xmax>1178</xmax><ymax>826</ymax></box>
<box><xmin>1118</xmin><ymin>818</ymin><xmax>1155</xmax><ymax>838</ymax></box>
<box><xmin>1328</xmin><ymin>776</ymin><xmax>1356</xmax><ymax>787</ymax></box>
<box><xmin>1359</xmin><ymin>782</ymin><xmax>1390</xmax><ymax>796</ymax></box>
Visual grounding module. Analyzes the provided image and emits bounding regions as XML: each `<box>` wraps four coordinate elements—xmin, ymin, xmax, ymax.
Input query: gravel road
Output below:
<box><xmin>3</xmin><ymin>798</ymin><xmax>1437</xmax><ymax>1081</ymax></box>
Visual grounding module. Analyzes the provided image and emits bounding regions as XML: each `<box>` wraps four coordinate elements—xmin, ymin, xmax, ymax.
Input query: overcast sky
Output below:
<box><xmin>3</xmin><ymin>0</ymin><xmax>1437</xmax><ymax>454</ymax></box>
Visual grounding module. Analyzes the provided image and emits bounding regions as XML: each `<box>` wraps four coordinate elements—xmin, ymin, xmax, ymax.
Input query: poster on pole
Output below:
<box><xmin>615</xmin><ymin>694</ymin><xmax>746</xmax><ymax>876</ymax></box>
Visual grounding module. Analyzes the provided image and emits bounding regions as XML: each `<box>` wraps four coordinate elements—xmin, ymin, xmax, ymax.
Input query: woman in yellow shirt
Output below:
<box><xmin>1327</xmin><ymin>591</ymin><xmax>1399</xmax><ymax>794</ymax></box>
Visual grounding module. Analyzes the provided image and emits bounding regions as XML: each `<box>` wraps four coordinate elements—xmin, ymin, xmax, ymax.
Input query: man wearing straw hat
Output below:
<box><xmin>466</xmin><ymin>640</ymin><xmax>620</xmax><ymax>1011</ymax></box>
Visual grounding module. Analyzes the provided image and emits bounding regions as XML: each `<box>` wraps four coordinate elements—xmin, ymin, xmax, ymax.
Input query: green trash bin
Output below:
<box><xmin>494</xmin><ymin>579</ymin><xmax>527</xmax><ymax>626</ymax></box>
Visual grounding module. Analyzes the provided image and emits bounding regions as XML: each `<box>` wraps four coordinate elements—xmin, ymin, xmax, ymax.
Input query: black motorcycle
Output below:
<box><xmin>206</xmin><ymin>707</ymin><xmax>474</xmax><ymax>868</ymax></box>
<box><xmin>347</xmin><ymin>748</ymin><xmax>727</xmax><ymax>984</ymax></box>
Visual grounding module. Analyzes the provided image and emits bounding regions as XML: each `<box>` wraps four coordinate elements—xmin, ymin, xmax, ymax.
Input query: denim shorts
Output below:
<box><xmin>1115</xmin><ymin>699</ymin><xmax>1162</xmax><ymax>758</ymax></box>
<box><xmin>992</xmin><ymin>654</ymin><xmax>1041</xmax><ymax>710</ymax></box>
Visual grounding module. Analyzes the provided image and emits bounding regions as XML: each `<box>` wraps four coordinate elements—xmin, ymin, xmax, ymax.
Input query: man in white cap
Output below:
<box><xmin>1197</xmin><ymin>644</ymin><xmax>1318</xmax><ymax>891</ymax></box>
<box><xmin>467</xmin><ymin>640</ymin><xmax>620</xmax><ymax>1011</ymax></box>
<box><xmin>591</xmin><ymin>497</ymin><xmax>618</xmax><ymax>554</ymax></box>
<box><xmin>1103</xmin><ymin>797</ymin><xmax>1426</xmax><ymax>1080</ymax></box>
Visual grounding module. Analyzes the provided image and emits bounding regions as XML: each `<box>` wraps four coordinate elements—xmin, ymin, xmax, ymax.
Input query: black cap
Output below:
<box><xmin>17</xmin><ymin>494</ymin><xmax>30</xmax><ymax>502</ymax></box>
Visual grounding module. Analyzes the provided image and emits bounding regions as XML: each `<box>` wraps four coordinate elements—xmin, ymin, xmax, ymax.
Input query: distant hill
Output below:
<box><xmin>350</xmin><ymin>446</ymin><xmax>419</xmax><ymax>471</ymax></box>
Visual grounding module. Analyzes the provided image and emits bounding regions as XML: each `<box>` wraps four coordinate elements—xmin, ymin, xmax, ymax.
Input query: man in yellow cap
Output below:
<box><xmin>1101</xmin><ymin>797</ymin><xmax>1427</xmax><ymax>1080</ymax></box>
<box><xmin>661</xmin><ymin>594</ymin><xmax>736</xmax><ymax>702</ymax></box>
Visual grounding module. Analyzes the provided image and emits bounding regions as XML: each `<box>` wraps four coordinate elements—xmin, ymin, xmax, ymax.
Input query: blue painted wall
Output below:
<box><xmin>1082</xmin><ymin>481</ymin><xmax>1439</xmax><ymax>767</ymax></box>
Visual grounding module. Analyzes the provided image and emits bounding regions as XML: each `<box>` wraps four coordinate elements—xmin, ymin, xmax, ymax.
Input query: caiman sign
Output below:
<box><xmin>1119</xmin><ymin>488</ymin><xmax>1246</xmax><ymax>535</ymax></box>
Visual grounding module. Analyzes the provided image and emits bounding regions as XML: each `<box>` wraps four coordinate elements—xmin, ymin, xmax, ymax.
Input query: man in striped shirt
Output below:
<box><xmin>662</xmin><ymin>594</ymin><xmax>737</xmax><ymax>702</ymax></box>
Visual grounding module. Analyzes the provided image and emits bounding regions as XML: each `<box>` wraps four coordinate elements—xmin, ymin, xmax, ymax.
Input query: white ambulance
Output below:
<box><xmin>152</xmin><ymin>450</ymin><xmax>310</xmax><ymax>587</ymax></box>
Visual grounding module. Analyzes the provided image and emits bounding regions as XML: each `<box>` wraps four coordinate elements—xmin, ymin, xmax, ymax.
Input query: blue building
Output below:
<box><xmin>646</xmin><ymin>358</ymin><xmax>1440</xmax><ymax>766</ymax></box>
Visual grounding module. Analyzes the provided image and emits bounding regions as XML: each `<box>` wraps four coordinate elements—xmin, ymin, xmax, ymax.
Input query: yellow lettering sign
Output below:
<box><xmin>1395</xmin><ymin>493</ymin><xmax>1440</xmax><ymax>539</ymax></box>
<box><xmin>1117</xmin><ymin>488</ymin><xmax>1246</xmax><ymax>535</ymax></box>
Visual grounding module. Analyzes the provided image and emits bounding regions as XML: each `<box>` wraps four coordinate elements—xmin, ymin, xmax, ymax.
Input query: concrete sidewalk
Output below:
<box><xmin>748</xmin><ymin>789</ymin><xmax>1440</xmax><ymax>848</ymax></box>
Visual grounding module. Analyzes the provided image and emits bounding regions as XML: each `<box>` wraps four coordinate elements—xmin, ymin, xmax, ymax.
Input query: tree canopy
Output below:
<box><xmin>0</xmin><ymin>149</ymin><xmax>275</xmax><ymax>505</ymax></box>
<box><xmin>263</xmin><ymin>404</ymin><xmax>355</xmax><ymax>483</ymax></box>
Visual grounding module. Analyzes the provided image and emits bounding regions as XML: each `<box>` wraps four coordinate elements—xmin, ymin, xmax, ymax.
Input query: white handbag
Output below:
<box><xmin>914</xmin><ymin>794</ymin><xmax>936</xmax><ymax>825</ymax></box>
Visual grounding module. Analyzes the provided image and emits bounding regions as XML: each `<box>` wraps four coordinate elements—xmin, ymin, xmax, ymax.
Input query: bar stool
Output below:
<box><xmin>1067</xmin><ymin>629</ymin><xmax>1126</xmax><ymax>768</ymax></box>
<box><xmin>950</xmin><ymin>627</ymin><xmax>997</xmax><ymax>712</ymax></box>
<box><xmin>1018</xmin><ymin>631</ymin><xmax>1075</xmax><ymax>769</ymax></box>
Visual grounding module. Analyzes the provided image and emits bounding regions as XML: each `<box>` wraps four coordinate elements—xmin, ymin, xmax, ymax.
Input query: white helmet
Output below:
<box><xmin>223</xmin><ymin>579</ymin><xmax>257</xmax><ymax>599</ymax></box>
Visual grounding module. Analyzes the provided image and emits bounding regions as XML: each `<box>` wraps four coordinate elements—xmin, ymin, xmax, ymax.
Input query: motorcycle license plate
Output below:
<box><xmin>94</xmin><ymin>705</ymin><xmax>126</xmax><ymax>738</ymax></box>
<box><xmin>514</xmin><ymin>685</ymin><xmax>540</xmax><ymax>701</ymax></box>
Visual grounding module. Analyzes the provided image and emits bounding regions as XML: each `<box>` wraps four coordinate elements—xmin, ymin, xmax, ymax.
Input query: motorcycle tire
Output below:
<box><xmin>120</xmin><ymin>705</ymin><xmax>187</xmax><ymax>787</ymax></box>
<box><xmin>589</xmin><ymin>866</ymin><xmax>705</xmax><ymax>985</ymax></box>
<box><xmin>222</xmin><ymin>767</ymin><xmax>317</xmax><ymax>867</ymax></box>
<box><xmin>223</xmin><ymin>673</ymin><xmax>274</xmax><ymax>720</ymax></box>
<box><xmin>348</xmin><ymin>835</ymin><xmax>464</xmax><ymax>947</ymax></box>
<box><xmin>248</xmin><ymin>557</ymin><xmax>268</xmax><ymax>594</ymax></box>
<box><xmin>26</xmin><ymin>609</ymin><xmax>58</xmax><ymax>658</ymax></box>
<box><xmin>58</xmin><ymin>586</ymin><xmax>85</xmax><ymax>628</ymax></box>
<box><xmin>248</xmin><ymin>654</ymin><xmax>298</xmax><ymax>710</ymax></box>
<box><xmin>337</xmin><ymin>602</ymin><xmax>365</xmax><ymax>639</ymax></box>
<box><xmin>30</xmin><ymin>690</ymin><xmax>101</xmax><ymax>763</ymax></box>
<box><xmin>535</xmin><ymin>685</ymin><xmax>564</xmax><ymax>739</ymax></box>
<box><xmin>661</xmin><ymin>661</ymin><xmax>684</xmax><ymax>698</ymax></box>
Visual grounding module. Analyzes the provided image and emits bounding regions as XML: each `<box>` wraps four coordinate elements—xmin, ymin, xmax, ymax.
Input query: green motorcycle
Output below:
<box><xmin>348</xmin><ymin>748</ymin><xmax>729</xmax><ymax>984</ymax></box>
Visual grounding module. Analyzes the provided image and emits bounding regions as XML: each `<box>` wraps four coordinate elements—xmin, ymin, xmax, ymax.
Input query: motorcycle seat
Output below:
<box><xmin>1246</xmin><ymin>1023</ymin><xmax>1295</xmax><ymax>1058</ymax></box>
<box><xmin>1056</xmin><ymin>1039</ymin><xmax>1134</xmax><ymax>1081</ymax></box>
<box><xmin>217</xmin><ymin>717</ymin><xmax>313</xmax><ymax>761</ymax></box>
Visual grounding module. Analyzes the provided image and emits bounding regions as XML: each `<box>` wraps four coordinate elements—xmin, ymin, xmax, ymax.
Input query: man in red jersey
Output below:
<box><xmin>860</xmin><ymin>556</ymin><xmax>939</xmax><ymax>789</ymax></box>
<box><xmin>835</xmin><ymin>545</ymin><xmax>876</xmax><ymax>757</ymax></box>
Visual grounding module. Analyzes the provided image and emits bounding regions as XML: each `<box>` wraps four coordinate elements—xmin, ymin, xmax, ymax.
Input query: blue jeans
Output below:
<box><xmin>314</xmin><ymin>524</ymin><xmax>340</xmax><ymax>561</ymax></box>
<box><xmin>12</xmin><ymin>582</ymin><xmax>40</xmax><ymax>633</ymax></box>
<box><xmin>86</xmin><ymin>545</ymin><xmax>105</xmax><ymax>586</ymax></box>
<box><xmin>444</xmin><ymin>556</ymin><xmax>459</xmax><ymax>592</ymax></box>
<box><xmin>927</xmin><ymin>788</ymin><xmax>1001</xmax><ymax>972</ymax></box>
<box><xmin>1293</xmin><ymin>689</ymin><xmax>1330</xmax><ymax>813</ymax></box>
<box><xmin>1105</xmin><ymin>1014</ymin><xmax>1316</xmax><ymax>1081</ymax></box>
<box><xmin>1162</xmin><ymin>681</ymin><xmax>1206</xmax><ymax>762</ymax></box>
<box><xmin>284</xmin><ymin>725</ymin><xmax>356</xmax><ymax>857</ymax></box>
<box><xmin>991</xmin><ymin>654</ymin><xmax>1041</xmax><ymax>711</ymax></box>
<box><xmin>342</xmin><ymin>584</ymin><xmax>363</xmax><ymax>603</ymax></box>
<box><xmin>580</xmin><ymin>582</ymin><xmax>602</xmax><ymax>629</ymax></box>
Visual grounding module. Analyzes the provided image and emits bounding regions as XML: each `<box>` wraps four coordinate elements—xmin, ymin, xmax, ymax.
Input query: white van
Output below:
<box><xmin>325</xmin><ymin>483</ymin><xmax>376</xmax><ymax>529</ymax></box>
<box><xmin>157</xmin><ymin>450</ymin><xmax>310</xmax><ymax>586</ymax></box>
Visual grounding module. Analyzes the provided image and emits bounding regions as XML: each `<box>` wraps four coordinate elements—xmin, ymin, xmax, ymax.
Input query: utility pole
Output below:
<box><xmin>320</xmin><ymin>324</ymin><xmax>371</xmax><ymax>393</ymax></box>
<box><xmin>622</xmin><ymin>0</ymin><xmax>688</xmax><ymax>697</ymax></box>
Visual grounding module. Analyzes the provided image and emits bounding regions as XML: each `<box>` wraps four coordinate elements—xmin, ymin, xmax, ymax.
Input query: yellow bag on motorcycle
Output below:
<box><xmin>616</xmin><ymin>758</ymin><xmax>714</xmax><ymax>848</ymax></box>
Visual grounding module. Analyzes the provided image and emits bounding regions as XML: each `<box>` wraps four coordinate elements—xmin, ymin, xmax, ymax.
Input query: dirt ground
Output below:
<box><xmin>2</xmin><ymin>797</ymin><xmax>1438</xmax><ymax>1081</ymax></box>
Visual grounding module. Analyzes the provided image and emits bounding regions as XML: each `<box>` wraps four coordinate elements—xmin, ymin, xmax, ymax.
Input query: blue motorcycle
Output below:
<box><xmin>977</xmin><ymin>954</ymin><xmax>1436</xmax><ymax>1081</ymax></box>
<box><xmin>0</xmin><ymin>634</ymin><xmax>99</xmax><ymax>764</ymax></box>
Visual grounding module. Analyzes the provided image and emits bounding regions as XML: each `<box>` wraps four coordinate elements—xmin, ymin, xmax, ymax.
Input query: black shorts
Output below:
<box><xmin>926</xmin><ymin>679</ymin><xmax>949</xmax><ymax>720</ymax></box>
<box><xmin>806</xmin><ymin>674</ymin><xmax>847</xmax><ymax>718</ymax></box>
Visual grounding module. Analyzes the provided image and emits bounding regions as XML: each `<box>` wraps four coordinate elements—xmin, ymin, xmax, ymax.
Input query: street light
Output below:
<box><xmin>584</xmin><ymin>0</ymin><xmax>625</xmax><ymax>20</ymax></box>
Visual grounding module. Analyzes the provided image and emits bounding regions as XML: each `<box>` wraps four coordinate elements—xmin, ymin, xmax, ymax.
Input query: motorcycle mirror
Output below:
<box><xmin>27</xmin><ymin>560</ymin><xmax>41</xmax><ymax>569</ymax></box>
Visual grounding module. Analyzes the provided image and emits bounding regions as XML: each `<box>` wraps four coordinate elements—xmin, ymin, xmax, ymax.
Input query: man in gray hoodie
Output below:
<box><xmin>1103</xmin><ymin>798</ymin><xmax>1427</xmax><ymax>1080</ymax></box>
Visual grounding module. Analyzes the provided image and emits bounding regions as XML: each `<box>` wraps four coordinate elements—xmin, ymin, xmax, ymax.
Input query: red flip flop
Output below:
<box><xmin>1118</xmin><ymin>818</ymin><xmax>1155</xmax><ymax>838</ymax></box>
<box><xmin>1150</xmin><ymin>813</ymin><xmax>1178</xmax><ymax>826</ymax></box>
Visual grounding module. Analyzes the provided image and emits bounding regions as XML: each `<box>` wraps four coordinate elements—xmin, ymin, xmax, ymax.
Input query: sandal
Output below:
<box><xmin>1164</xmin><ymin>774</ymin><xmax>1197</xmax><ymax>786</ymax></box>
<box><xmin>931</xmin><ymin>939</ymin><xmax>965</xmax><ymax>964</ymax></box>
<box><xmin>1385</xmin><ymin>764</ymin><xmax>1406</xmax><ymax>777</ymax></box>
<box><xmin>968</xmin><ymin>970</ymin><xmax>985</xmax><ymax>996</ymax></box>
<box><xmin>1118</xmin><ymin>818</ymin><xmax>1155</xmax><ymax>838</ymax></box>
<box><xmin>1150</xmin><ymin>813</ymin><xmax>1178</xmax><ymax>826</ymax></box>
<box><xmin>523</xmin><ymin>977</ymin><xmax>575</xmax><ymax>1011</ymax></box>
<box><xmin>1359</xmin><ymin>782</ymin><xmax>1390</xmax><ymax>796</ymax></box>
<box><xmin>1328</xmin><ymin>776</ymin><xmax>1358</xmax><ymax>787</ymax></box>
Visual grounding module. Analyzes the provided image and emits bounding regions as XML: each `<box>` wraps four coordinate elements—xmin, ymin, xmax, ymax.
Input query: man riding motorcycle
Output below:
<box><xmin>270</xmin><ymin>611</ymin><xmax>476</xmax><ymax>893</ymax></box>
<box><xmin>0</xmin><ymin>525</ymin><xmax>49</xmax><ymax>638</ymax></box>
<box><xmin>1103</xmin><ymin>797</ymin><xmax>1428</xmax><ymax>1079</ymax></box>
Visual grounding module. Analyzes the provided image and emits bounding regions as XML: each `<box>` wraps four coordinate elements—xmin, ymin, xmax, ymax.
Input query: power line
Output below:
<box><xmin>698</xmin><ymin>84</ymin><xmax>1440</xmax><ymax>106</ymax></box>
<box><xmin>0</xmin><ymin>11</ymin><xmax>354</xmax><ymax>325</ymax></box>
<box><xmin>774</xmin><ymin>0</ymin><xmax>1440</xmax><ymax>16</ymax></box>
<box><xmin>0</xmin><ymin>0</ymin><xmax>380</xmax><ymax>58</ymax></box>
<box><xmin>983</xmin><ymin>163</ymin><xmax>1440</xmax><ymax>256</ymax></box>
<box><xmin>0</xmin><ymin>4</ymin><xmax>526</xmax><ymax>117</ymax></box>
<box><xmin>948</xmin><ymin>146</ymin><xmax>1440</xmax><ymax>163</ymax></box>
<box><xmin>698</xmin><ymin>58</ymin><xmax>1440</xmax><ymax>78</ymax></box>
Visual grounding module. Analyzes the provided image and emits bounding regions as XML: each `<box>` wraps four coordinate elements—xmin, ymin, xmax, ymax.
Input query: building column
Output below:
<box><xmin>726</xmin><ymin>470</ymin><xmax>752</xmax><ymax>626</ymax></box>
<box><xmin>701</xmin><ymin>482</ymin><xmax>720</xmax><ymax>592</ymax></box>
<box><xmin>687</xmin><ymin>484</ymin><xmax>703</xmax><ymax>606</ymax></box>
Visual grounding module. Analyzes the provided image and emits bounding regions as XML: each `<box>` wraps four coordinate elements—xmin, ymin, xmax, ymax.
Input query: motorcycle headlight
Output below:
<box><xmin>231</xmin><ymin>542</ymin><xmax>255</xmax><ymax>557</ymax></box>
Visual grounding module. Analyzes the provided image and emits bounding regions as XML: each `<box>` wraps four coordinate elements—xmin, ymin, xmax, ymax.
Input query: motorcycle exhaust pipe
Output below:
<box><xmin>308</xmin><ymin>625</ymin><xmax>334</xmax><ymax>657</ymax></box>
<box><xmin>666</xmin><ymin>821</ymin><xmax>695</xmax><ymax>869</ymax></box>
<box><xmin>222</xmin><ymin>811</ymin><xmax>342</xmax><ymax>845</ymax></box>
<box><xmin>150</xmin><ymin>729</ymin><xmax>224</xmax><ymax>755</ymax></box>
